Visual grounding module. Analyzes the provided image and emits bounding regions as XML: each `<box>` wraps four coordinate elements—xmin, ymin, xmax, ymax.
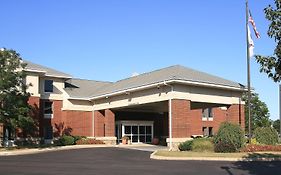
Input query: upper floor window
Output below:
<box><xmin>44</xmin><ymin>80</ymin><xmax>53</xmax><ymax>93</ymax></box>
<box><xmin>202</xmin><ymin>108</ymin><xmax>213</xmax><ymax>121</ymax></box>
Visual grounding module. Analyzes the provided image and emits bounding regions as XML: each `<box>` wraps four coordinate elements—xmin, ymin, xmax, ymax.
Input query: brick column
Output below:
<box><xmin>104</xmin><ymin>109</ymin><xmax>115</xmax><ymax>137</ymax></box>
<box><xmin>27</xmin><ymin>96</ymin><xmax>41</xmax><ymax>137</ymax></box>
<box><xmin>227</xmin><ymin>104</ymin><xmax>245</xmax><ymax>130</ymax></box>
<box><xmin>171</xmin><ymin>99</ymin><xmax>191</xmax><ymax>138</ymax></box>
<box><xmin>94</xmin><ymin>110</ymin><xmax>105</xmax><ymax>137</ymax></box>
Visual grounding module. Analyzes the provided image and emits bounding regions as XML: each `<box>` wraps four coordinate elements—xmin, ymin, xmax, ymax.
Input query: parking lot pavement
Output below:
<box><xmin>117</xmin><ymin>144</ymin><xmax>168</xmax><ymax>152</ymax></box>
<box><xmin>1</xmin><ymin>147</ymin><xmax>281</xmax><ymax>175</ymax></box>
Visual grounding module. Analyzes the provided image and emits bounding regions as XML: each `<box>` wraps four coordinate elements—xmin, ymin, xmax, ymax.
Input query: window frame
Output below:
<box><xmin>44</xmin><ymin>80</ymin><xmax>54</xmax><ymax>93</ymax></box>
<box><xmin>44</xmin><ymin>101</ymin><xmax>53</xmax><ymax>118</ymax></box>
<box><xmin>202</xmin><ymin>108</ymin><xmax>214</xmax><ymax>121</ymax></box>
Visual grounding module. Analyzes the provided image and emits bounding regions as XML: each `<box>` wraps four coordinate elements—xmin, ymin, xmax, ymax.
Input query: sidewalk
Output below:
<box><xmin>0</xmin><ymin>144</ymin><xmax>113</xmax><ymax>156</ymax></box>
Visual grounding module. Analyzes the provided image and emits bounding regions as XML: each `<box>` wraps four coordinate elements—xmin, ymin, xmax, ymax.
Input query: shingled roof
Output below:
<box><xmin>23</xmin><ymin>60</ymin><xmax>72</xmax><ymax>78</ymax></box>
<box><xmin>64</xmin><ymin>78</ymin><xmax>112</xmax><ymax>99</ymax></box>
<box><xmin>22</xmin><ymin>60</ymin><xmax>244</xmax><ymax>99</ymax></box>
<box><xmin>87</xmin><ymin>65</ymin><xmax>244</xmax><ymax>99</ymax></box>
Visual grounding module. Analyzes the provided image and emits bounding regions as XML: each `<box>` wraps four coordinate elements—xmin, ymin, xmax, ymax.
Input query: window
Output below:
<box><xmin>44</xmin><ymin>80</ymin><xmax>53</xmax><ymax>93</ymax></box>
<box><xmin>202</xmin><ymin>127</ymin><xmax>213</xmax><ymax>136</ymax></box>
<box><xmin>209</xmin><ymin>127</ymin><xmax>213</xmax><ymax>136</ymax></box>
<box><xmin>44</xmin><ymin>101</ymin><xmax>53</xmax><ymax>118</ymax></box>
<box><xmin>202</xmin><ymin>108</ymin><xmax>214</xmax><ymax>121</ymax></box>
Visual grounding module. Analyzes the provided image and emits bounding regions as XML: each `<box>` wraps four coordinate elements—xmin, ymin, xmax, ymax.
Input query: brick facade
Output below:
<box><xmin>26</xmin><ymin>96</ymin><xmax>244</xmax><ymax>141</ymax></box>
<box><xmin>227</xmin><ymin>104</ymin><xmax>245</xmax><ymax>130</ymax></box>
<box><xmin>170</xmin><ymin>99</ymin><xmax>245</xmax><ymax>138</ymax></box>
<box><xmin>26</xmin><ymin>99</ymin><xmax>93</xmax><ymax>138</ymax></box>
<box><xmin>94</xmin><ymin>110</ymin><xmax>105</xmax><ymax>137</ymax></box>
<box><xmin>94</xmin><ymin>109</ymin><xmax>115</xmax><ymax>137</ymax></box>
<box><xmin>104</xmin><ymin>109</ymin><xmax>115</xmax><ymax>137</ymax></box>
<box><xmin>171</xmin><ymin>99</ymin><xmax>191</xmax><ymax>138</ymax></box>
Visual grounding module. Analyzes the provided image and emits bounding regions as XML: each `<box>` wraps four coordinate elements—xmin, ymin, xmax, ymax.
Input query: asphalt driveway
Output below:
<box><xmin>0</xmin><ymin>147</ymin><xmax>281</xmax><ymax>175</ymax></box>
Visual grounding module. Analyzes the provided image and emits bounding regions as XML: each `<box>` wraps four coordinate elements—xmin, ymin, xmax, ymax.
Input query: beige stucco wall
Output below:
<box><xmin>26</xmin><ymin>74</ymin><xmax>40</xmax><ymax>97</ymax></box>
<box><xmin>92</xmin><ymin>84</ymin><xmax>244</xmax><ymax>111</ymax></box>
<box><xmin>62</xmin><ymin>99</ymin><xmax>93</xmax><ymax>111</ymax></box>
<box><xmin>39</xmin><ymin>77</ymin><xmax>65</xmax><ymax>100</ymax></box>
<box><xmin>173</xmin><ymin>84</ymin><xmax>243</xmax><ymax>105</ymax></box>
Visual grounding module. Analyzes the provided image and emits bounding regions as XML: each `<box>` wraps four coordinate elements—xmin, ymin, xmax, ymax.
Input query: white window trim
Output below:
<box><xmin>44</xmin><ymin>114</ymin><xmax>53</xmax><ymax>119</ymax></box>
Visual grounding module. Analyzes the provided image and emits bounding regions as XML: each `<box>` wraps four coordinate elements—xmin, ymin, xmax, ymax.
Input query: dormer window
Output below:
<box><xmin>44</xmin><ymin>80</ymin><xmax>53</xmax><ymax>93</ymax></box>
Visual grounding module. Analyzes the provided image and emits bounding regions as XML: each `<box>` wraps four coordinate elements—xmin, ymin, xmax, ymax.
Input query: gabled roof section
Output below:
<box><xmin>23</xmin><ymin>60</ymin><xmax>72</xmax><ymax>78</ymax></box>
<box><xmin>65</xmin><ymin>78</ymin><xmax>112</xmax><ymax>99</ymax></box>
<box><xmin>89</xmin><ymin>65</ymin><xmax>244</xmax><ymax>98</ymax></box>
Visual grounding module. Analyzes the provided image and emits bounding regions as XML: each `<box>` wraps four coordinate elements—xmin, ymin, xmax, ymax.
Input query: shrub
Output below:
<box><xmin>254</xmin><ymin>127</ymin><xmax>279</xmax><ymax>145</ymax></box>
<box><xmin>178</xmin><ymin>140</ymin><xmax>193</xmax><ymax>151</ymax></box>
<box><xmin>58</xmin><ymin>135</ymin><xmax>75</xmax><ymax>146</ymax></box>
<box><xmin>72</xmin><ymin>135</ymin><xmax>87</xmax><ymax>144</ymax></box>
<box><xmin>214</xmin><ymin>122</ymin><xmax>245</xmax><ymax>153</ymax></box>
<box><xmin>178</xmin><ymin>138</ymin><xmax>214</xmax><ymax>152</ymax></box>
<box><xmin>191</xmin><ymin>138</ymin><xmax>214</xmax><ymax>152</ymax></box>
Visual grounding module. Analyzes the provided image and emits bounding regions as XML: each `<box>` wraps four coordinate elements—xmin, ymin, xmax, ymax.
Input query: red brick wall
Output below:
<box><xmin>31</xmin><ymin>99</ymin><xmax>93</xmax><ymax>137</ymax></box>
<box><xmin>227</xmin><ymin>104</ymin><xmax>245</xmax><ymax>130</ymax></box>
<box><xmin>171</xmin><ymin>99</ymin><xmax>191</xmax><ymax>138</ymax></box>
<box><xmin>188</xmin><ymin>107</ymin><xmax>228</xmax><ymax>135</ymax></box>
<box><xmin>171</xmin><ymin>99</ymin><xmax>245</xmax><ymax>138</ymax></box>
<box><xmin>26</xmin><ymin>96</ymin><xmax>245</xmax><ymax>139</ymax></box>
<box><xmin>94</xmin><ymin>110</ymin><xmax>105</xmax><ymax>137</ymax></box>
<box><xmin>62</xmin><ymin>110</ymin><xmax>93</xmax><ymax>136</ymax></box>
<box><xmin>104</xmin><ymin>109</ymin><xmax>115</xmax><ymax>137</ymax></box>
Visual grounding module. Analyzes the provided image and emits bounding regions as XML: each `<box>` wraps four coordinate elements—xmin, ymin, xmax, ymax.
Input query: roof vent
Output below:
<box><xmin>131</xmin><ymin>72</ymin><xmax>139</xmax><ymax>77</ymax></box>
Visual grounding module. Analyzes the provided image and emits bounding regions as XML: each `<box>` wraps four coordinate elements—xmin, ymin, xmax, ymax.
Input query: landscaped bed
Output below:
<box><xmin>154</xmin><ymin>150</ymin><xmax>281</xmax><ymax>159</ymax></box>
<box><xmin>160</xmin><ymin>123</ymin><xmax>281</xmax><ymax>161</ymax></box>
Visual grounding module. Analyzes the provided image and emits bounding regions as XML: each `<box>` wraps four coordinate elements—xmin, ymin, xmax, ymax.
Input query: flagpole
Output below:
<box><xmin>246</xmin><ymin>0</ymin><xmax>252</xmax><ymax>141</ymax></box>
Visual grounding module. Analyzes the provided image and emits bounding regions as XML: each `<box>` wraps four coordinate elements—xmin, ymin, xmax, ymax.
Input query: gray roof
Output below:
<box><xmin>23</xmin><ymin>60</ymin><xmax>244</xmax><ymax>99</ymax></box>
<box><xmin>87</xmin><ymin>65</ymin><xmax>244</xmax><ymax>98</ymax></box>
<box><xmin>23</xmin><ymin>60</ymin><xmax>72</xmax><ymax>78</ymax></box>
<box><xmin>65</xmin><ymin>78</ymin><xmax>112</xmax><ymax>98</ymax></box>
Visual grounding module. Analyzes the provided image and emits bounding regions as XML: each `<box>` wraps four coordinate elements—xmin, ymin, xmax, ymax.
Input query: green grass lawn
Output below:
<box><xmin>154</xmin><ymin>150</ymin><xmax>281</xmax><ymax>159</ymax></box>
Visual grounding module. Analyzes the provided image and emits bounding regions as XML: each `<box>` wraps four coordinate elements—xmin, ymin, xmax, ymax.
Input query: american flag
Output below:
<box><xmin>249</xmin><ymin>10</ymin><xmax>261</xmax><ymax>39</ymax></box>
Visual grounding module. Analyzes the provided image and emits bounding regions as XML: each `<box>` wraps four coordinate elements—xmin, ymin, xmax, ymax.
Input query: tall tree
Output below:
<box><xmin>0</xmin><ymin>49</ymin><xmax>34</xmax><ymax>142</ymax></box>
<box><xmin>255</xmin><ymin>0</ymin><xmax>281</xmax><ymax>82</ymax></box>
<box><xmin>242</xmin><ymin>92</ymin><xmax>271</xmax><ymax>133</ymax></box>
<box><xmin>273</xmin><ymin>119</ymin><xmax>280</xmax><ymax>133</ymax></box>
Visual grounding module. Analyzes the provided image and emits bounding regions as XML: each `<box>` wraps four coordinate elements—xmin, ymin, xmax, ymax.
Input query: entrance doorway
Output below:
<box><xmin>116</xmin><ymin>121</ymin><xmax>154</xmax><ymax>144</ymax></box>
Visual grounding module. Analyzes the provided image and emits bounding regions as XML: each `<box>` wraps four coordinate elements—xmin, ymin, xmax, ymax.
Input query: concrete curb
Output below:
<box><xmin>150</xmin><ymin>151</ymin><xmax>281</xmax><ymax>162</ymax></box>
<box><xmin>0</xmin><ymin>145</ymin><xmax>113</xmax><ymax>156</ymax></box>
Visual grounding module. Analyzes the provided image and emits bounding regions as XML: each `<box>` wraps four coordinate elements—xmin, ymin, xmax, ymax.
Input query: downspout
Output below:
<box><xmin>92</xmin><ymin>110</ymin><xmax>95</xmax><ymax>137</ymax></box>
<box><xmin>92</xmin><ymin>101</ymin><xmax>95</xmax><ymax>137</ymax></box>
<box><xmin>164</xmin><ymin>81</ymin><xmax>174</xmax><ymax>151</ymax></box>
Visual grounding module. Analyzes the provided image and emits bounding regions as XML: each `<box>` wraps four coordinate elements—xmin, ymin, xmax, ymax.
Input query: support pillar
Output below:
<box><xmin>105</xmin><ymin>109</ymin><xmax>115</xmax><ymax>137</ymax></box>
<box><xmin>167</xmin><ymin>99</ymin><xmax>192</xmax><ymax>150</ymax></box>
<box><xmin>227</xmin><ymin>104</ymin><xmax>245</xmax><ymax>130</ymax></box>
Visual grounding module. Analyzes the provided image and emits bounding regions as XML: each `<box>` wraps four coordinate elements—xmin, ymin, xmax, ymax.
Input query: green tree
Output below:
<box><xmin>242</xmin><ymin>92</ymin><xmax>271</xmax><ymax>133</ymax></box>
<box><xmin>273</xmin><ymin>119</ymin><xmax>280</xmax><ymax>133</ymax></box>
<box><xmin>0</xmin><ymin>48</ymin><xmax>34</xmax><ymax>142</ymax></box>
<box><xmin>255</xmin><ymin>0</ymin><xmax>281</xmax><ymax>82</ymax></box>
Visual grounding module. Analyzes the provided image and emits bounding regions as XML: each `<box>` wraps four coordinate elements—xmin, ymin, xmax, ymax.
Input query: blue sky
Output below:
<box><xmin>1</xmin><ymin>0</ymin><xmax>279</xmax><ymax>119</ymax></box>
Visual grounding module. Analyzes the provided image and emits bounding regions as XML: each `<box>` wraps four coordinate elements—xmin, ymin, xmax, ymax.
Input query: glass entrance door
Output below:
<box><xmin>122</xmin><ymin>123</ymin><xmax>153</xmax><ymax>144</ymax></box>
